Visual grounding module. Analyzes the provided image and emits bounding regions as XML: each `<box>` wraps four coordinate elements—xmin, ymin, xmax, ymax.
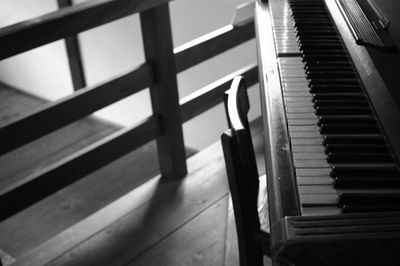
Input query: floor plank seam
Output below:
<box><xmin>122</xmin><ymin>193</ymin><xmax>230</xmax><ymax>266</ymax></box>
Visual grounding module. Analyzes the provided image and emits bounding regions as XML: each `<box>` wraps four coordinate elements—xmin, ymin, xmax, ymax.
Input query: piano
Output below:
<box><xmin>255</xmin><ymin>0</ymin><xmax>400</xmax><ymax>264</ymax></box>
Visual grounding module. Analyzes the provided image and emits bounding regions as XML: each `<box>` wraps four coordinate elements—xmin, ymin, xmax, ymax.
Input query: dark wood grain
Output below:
<box><xmin>0</xmin><ymin>0</ymin><xmax>170</xmax><ymax>60</ymax></box>
<box><xmin>0</xmin><ymin>63</ymin><xmax>152</xmax><ymax>155</ymax></box>
<box><xmin>127</xmin><ymin>196</ymin><xmax>229</xmax><ymax>266</ymax></box>
<box><xmin>14</xmin><ymin>141</ymin><xmax>230</xmax><ymax>266</ymax></box>
<box><xmin>140</xmin><ymin>4</ymin><xmax>187</xmax><ymax>180</ymax></box>
<box><xmin>174</xmin><ymin>21</ymin><xmax>255</xmax><ymax>73</ymax></box>
<box><xmin>57</xmin><ymin>0</ymin><xmax>86</xmax><ymax>90</ymax></box>
<box><xmin>0</xmin><ymin>143</ymin><xmax>196</xmax><ymax>259</ymax></box>
<box><xmin>0</xmin><ymin>115</ymin><xmax>160</xmax><ymax>222</ymax></box>
<box><xmin>180</xmin><ymin>64</ymin><xmax>258</xmax><ymax>122</ymax></box>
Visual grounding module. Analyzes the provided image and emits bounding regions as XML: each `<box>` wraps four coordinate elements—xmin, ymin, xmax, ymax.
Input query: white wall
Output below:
<box><xmin>0</xmin><ymin>0</ymin><xmax>259</xmax><ymax>150</ymax></box>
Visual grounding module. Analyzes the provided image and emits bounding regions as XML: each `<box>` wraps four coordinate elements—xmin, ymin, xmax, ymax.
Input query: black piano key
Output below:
<box><xmin>320</xmin><ymin>124</ymin><xmax>380</xmax><ymax>134</ymax></box>
<box><xmin>305</xmin><ymin>60</ymin><xmax>352</xmax><ymax>68</ymax></box>
<box><xmin>298</xmin><ymin>35</ymin><xmax>342</xmax><ymax>41</ymax></box>
<box><xmin>295</xmin><ymin>22</ymin><xmax>334</xmax><ymax>28</ymax></box>
<box><xmin>290</xmin><ymin>3</ymin><xmax>325</xmax><ymax>7</ymax></box>
<box><xmin>312</xmin><ymin>93</ymin><xmax>364</xmax><ymax>101</ymax></box>
<box><xmin>331</xmin><ymin>165</ymin><xmax>399</xmax><ymax>178</ymax></box>
<box><xmin>341</xmin><ymin>204</ymin><xmax>400</xmax><ymax>213</ymax></box>
<box><xmin>334</xmin><ymin>177</ymin><xmax>400</xmax><ymax>189</ymax></box>
<box><xmin>291</xmin><ymin>9</ymin><xmax>329</xmax><ymax>13</ymax></box>
<box><xmin>313</xmin><ymin>100</ymin><xmax>368</xmax><ymax>108</ymax></box>
<box><xmin>323</xmin><ymin>134</ymin><xmax>385</xmax><ymax>145</ymax></box>
<box><xmin>338</xmin><ymin>193</ymin><xmax>400</xmax><ymax>207</ymax></box>
<box><xmin>300</xmin><ymin>43</ymin><xmax>344</xmax><ymax>50</ymax></box>
<box><xmin>293</xmin><ymin>17</ymin><xmax>332</xmax><ymax>21</ymax></box>
<box><xmin>303</xmin><ymin>54</ymin><xmax>349</xmax><ymax>62</ymax></box>
<box><xmin>327</xmin><ymin>152</ymin><xmax>392</xmax><ymax>163</ymax></box>
<box><xmin>310</xmin><ymin>85</ymin><xmax>362</xmax><ymax>93</ymax></box>
<box><xmin>318</xmin><ymin>115</ymin><xmax>376</xmax><ymax>125</ymax></box>
<box><xmin>293</xmin><ymin>14</ymin><xmax>329</xmax><ymax>18</ymax></box>
<box><xmin>296</xmin><ymin>30</ymin><xmax>338</xmax><ymax>37</ymax></box>
<box><xmin>302</xmin><ymin>49</ymin><xmax>347</xmax><ymax>56</ymax></box>
<box><xmin>296</xmin><ymin>25</ymin><xmax>336</xmax><ymax>30</ymax></box>
<box><xmin>307</xmin><ymin>71</ymin><xmax>356</xmax><ymax>79</ymax></box>
<box><xmin>325</xmin><ymin>144</ymin><xmax>389</xmax><ymax>153</ymax></box>
<box><xmin>306</xmin><ymin>65</ymin><xmax>354</xmax><ymax>72</ymax></box>
<box><xmin>299</xmin><ymin>40</ymin><xmax>342</xmax><ymax>46</ymax></box>
<box><xmin>309</xmin><ymin>79</ymin><xmax>359</xmax><ymax>86</ymax></box>
<box><xmin>315</xmin><ymin>106</ymin><xmax>371</xmax><ymax>115</ymax></box>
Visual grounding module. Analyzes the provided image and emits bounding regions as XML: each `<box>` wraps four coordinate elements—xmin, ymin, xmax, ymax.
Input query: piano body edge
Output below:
<box><xmin>254</xmin><ymin>0</ymin><xmax>302</xmax><ymax>244</ymax></box>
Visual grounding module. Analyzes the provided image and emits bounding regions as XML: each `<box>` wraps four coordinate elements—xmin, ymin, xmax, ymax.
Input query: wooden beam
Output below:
<box><xmin>0</xmin><ymin>115</ymin><xmax>161</xmax><ymax>222</ymax></box>
<box><xmin>140</xmin><ymin>4</ymin><xmax>187</xmax><ymax>180</ymax></box>
<box><xmin>0</xmin><ymin>63</ymin><xmax>152</xmax><ymax>155</ymax></box>
<box><xmin>174</xmin><ymin>21</ymin><xmax>255</xmax><ymax>73</ymax></box>
<box><xmin>57</xmin><ymin>0</ymin><xmax>86</xmax><ymax>90</ymax></box>
<box><xmin>180</xmin><ymin>64</ymin><xmax>258</xmax><ymax>123</ymax></box>
<box><xmin>0</xmin><ymin>0</ymin><xmax>170</xmax><ymax>60</ymax></box>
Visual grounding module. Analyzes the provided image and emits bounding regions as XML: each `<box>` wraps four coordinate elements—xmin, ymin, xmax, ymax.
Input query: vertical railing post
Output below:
<box><xmin>140</xmin><ymin>4</ymin><xmax>187</xmax><ymax>180</ymax></box>
<box><xmin>57</xmin><ymin>0</ymin><xmax>86</xmax><ymax>90</ymax></box>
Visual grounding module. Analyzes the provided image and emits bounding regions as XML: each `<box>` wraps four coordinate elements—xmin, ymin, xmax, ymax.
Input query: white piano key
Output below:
<box><xmin>286</xmin><ymin>101</ymin><xmax>315</xmax><ymax>107</ymax></box>
<box><xmin>292</xmin><ymin>145</ymin><xmax>325</xmax><ymax>153</ymax></box>
<box><xmin>291</xmin><ymin>138</ymin><xmax>323</xmax><ymax>145</ymax></box>
<box><xmin>288</xmin><ymin>119</ymin><xmax>318</xmax><ymax>126</ymax></box>
<box><xmin>300</xmin><ymin>194</ymin><xmax>338</xmax><ymax>206</ymax></box>
<box><xmin>290</xmin><ymin>132</ymin><xmax>322</xmax><ymax>139</ymax></box>
<box><xmin>284</xmin><ymin>91</ymin><xmax>311</xmax><ymax>97</ymax></box>
<box><xmin>301</xmin><ymin>207</ymin><xmax>342</xmax><ymax>216</ymax></box>
<box><xmin>287</xmin><ymin>113</ymin><xmax>318</xmax><ymax>119</ymax></box>
<box><xmin>293</xmin><ymin>152</ymin><xmax>327</xmax><ymax>160</ymax></box>
<box><xmin>294</xmin><ymin>159</ymin><xmax>331</xmax><ymax>168</ymax></box>
<box><xmin>289</xmin><ymin>125</ymin><xmax>320</xmax><ymax>131</ymax></box>
<box><xmin>284</xmin><ymin>96</ymin><xmax>312</xmax><ymax>102</ymax></box>
<box><xmin>297</xmin><ymin>176</ymin><xmax>333</xmax><ymax>185</ymax></box>
<box><xmin>286</xmin><ymin>107</ymin><xmax>315</xmax><ymax>113</ymax></box>
<box><xmin>296</xmin><ymin>168</ymin><xmax>331</xmax><ymax>177</ymax></box>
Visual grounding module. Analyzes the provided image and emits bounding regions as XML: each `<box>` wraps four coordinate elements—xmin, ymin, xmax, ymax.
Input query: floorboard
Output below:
<box><xmin>128</xmin><ymin>195</ymin><xmax>229</xmax><ymax>266</ymax></box>
<box><xmin>14</xmin><ymin>141</ymin><xmax>229</xmax><ymax>266</ymax></box>
<box><xmin>0</xmin><ymin>82</ymin><xmax>45</xmax><ymax>126</ymax></box>
<box><xmin>0</xmin><ymin>82</ymin><xmax>269</xmax><ymax>266</ymax></box>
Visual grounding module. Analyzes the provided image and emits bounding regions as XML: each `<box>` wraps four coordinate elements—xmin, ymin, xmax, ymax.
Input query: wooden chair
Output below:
<box><xmin>221</xmin><ymin>76</ymin><xmax>270</xmax><ymax>266</ymax></box>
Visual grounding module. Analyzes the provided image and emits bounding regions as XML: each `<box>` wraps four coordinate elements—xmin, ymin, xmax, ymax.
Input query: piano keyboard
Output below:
<box><xmin>270</xmin><ymin>0</ymin><xmax>400</xmax><ymax>216</ymax></box>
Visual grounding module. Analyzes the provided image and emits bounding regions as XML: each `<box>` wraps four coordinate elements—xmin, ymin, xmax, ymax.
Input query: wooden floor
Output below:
<box><xmin>0</xmin><ymin>83</ymin><xmax>271</xmax><ymax>266</ymax></box>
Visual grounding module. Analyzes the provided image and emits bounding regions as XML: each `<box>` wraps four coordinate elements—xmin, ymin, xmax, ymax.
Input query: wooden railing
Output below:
<box><xmin>0</xmin><ymin>0</ymin><xmax>258</xmax><ymax>222</ymax></box>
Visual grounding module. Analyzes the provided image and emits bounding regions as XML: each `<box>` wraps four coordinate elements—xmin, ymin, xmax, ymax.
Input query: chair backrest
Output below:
<box><xmin>221</xmin><ymin>76</ymin><xmax>263</xmax><ymax>266</ymax></box>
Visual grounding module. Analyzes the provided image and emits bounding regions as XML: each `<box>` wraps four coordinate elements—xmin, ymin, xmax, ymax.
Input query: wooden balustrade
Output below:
<box><xmin>0</xmin><ymin>0</ymin><xmax>257</xmax><ymax>222</ymax></box>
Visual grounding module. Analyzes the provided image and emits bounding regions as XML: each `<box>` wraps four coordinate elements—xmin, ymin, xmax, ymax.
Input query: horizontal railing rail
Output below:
<box><xmin>0</xmin><ymin>0</ymin><xmax>258</xmax><ymax>222</ymax></box>
<box><xmin>180</xmin><ymin>64</ymin><xmax>258</xmax><ymax>122</ymax></box>
<box><xmin>174</xmin><ymin>22</ymin><xmax>255</xmax><ymax>73</ymax></box>
<box><xmin>0</xmin><ymin>63</ymin><xmax>153</xmax><ymax>156</ymax></box>
<box><xmin>0</xmin><ymin>0</ymin><xmax>169</xmax><ymax>60</ymax></box>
